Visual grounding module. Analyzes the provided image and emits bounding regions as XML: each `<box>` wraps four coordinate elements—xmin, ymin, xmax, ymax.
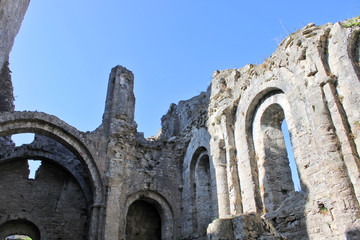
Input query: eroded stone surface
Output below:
<box><xmin>1</xmin><ymin>2</ymin><xmax>360</xmax><ymax>239</ymax></box>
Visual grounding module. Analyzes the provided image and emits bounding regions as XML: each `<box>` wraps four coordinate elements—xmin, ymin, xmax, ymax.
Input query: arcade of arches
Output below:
<box><xmin>2</xmin><ymin>1</ymin><xmax>360</xmax><ymax>239</ymax></box>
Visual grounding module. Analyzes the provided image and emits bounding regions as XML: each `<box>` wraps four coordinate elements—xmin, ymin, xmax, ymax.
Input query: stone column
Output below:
<box><xmin>0</xmin><ymin>0</ymin><xmax>30</xmax><ymax>70</ymax></box>
<box><xmin>210</xmin><ymin>137</ymin><xmax>230</xmax><ymax>218</ymax></box>
<box><xmin>304</xmin><ymin>84</ymin><xmax>360</xmax><ymax>238</ymax></box>
<box><xmin>102</xmin><ymin>66</ymin><xmax>137</xmax><ymax>240</ymax></box>
<box><xmin>220</xmin><ymin>113</ymin><xmax>242</xmax><ymax>215</ymax></box>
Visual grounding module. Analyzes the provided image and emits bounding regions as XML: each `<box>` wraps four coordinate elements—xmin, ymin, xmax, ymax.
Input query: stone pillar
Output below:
<box><xmin>0</xmin><ymin>60</ymin><xmax>14</xmax><ymax>147</ymax></box>
<box><xmin>102</xmin><ymin>66</ymin><xmax>137</xmax><ymax>240</ymax></box>
<box><xmin>210</xmin><ymin>138</ymin><xmax>230</xmax><ymax>218</ymax></box>
<box><xmin>220</xmin><ymin>113</ymin><xmax>242</xmax><ymax>215</ymax></box>
<box><xmin>322</xmin><ymin>82</ymin><xmax>360</xmax><ymax>203</ymax></box>
<box><xmin>304</xmin><ymin>84</ymin><xmax>360</xmax><ymax>238</ymax></box>
<box><xmin>0</xmin><ymin>0</ymin><xmax>29</xmax><ymax>145</ymax></box>
<box><xmin>234</xmin><ymin>121</ymin><xmax>262</xmax><ymax>213</ymax></box>
<box><xmin>0</xmin><ymin>0</ymin><xmax>30</xmax><ymax>70</ymax></box>
<box><xmin>0</xmin><ymin>61</ymin><xmax>14</xmax><ymax>112</ymax></box>
<box><xmin>102</xmin><ymin>65</ymin><xmax>136</xmax><ymax>135</ymax></box>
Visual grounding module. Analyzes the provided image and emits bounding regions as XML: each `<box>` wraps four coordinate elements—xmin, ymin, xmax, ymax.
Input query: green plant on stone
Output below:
<box><xmin>354</xmin><ymin>121</ymin><xmax>360</xmax><ymax>130</ymax></box>
<box><xmin>318</xmin><ymin>203</ymin><xmax>328</xmax><ymax>215</ymax></box>
<box><xmin>342</xmin><ymin>16</ymin><xmax>360</xmax><ymax>28</ymax></box>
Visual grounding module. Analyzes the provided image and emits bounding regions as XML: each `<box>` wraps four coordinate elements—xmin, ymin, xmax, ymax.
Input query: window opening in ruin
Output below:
<box><xmin>281</xmin><ymin>119</ymin><xmax>301</xmax><ymax>192</ymax></box>
<box><xmin>126</xmin><ymin>200</ymin><xmax>161</xmax><ymax>240</ymax></box>
<box><xmin>27</xmin><ymin>160</ymin><xmax>41</xmax><ymax>179</ymax></box>
<box><xmin>11</xmin><ymin>133</ymin><xmax>35</xmax><ymax>146</ymax></box>
<box><xmin>256</xmin><ymin>103</ymin><xmax>296</xmax><ymax>211</ymax></box>
<box><xmin>0</xmin><ymin>220</ymin><xmax>40</xmax><ymax>240</ymax></box>
<box><xmin>4</xmin><ymin>235</ymin><xmax>32</xmax><ymax>240</ymax></box>
<box><xmin>194</xmin><ymin>153</ymin><xmax>212</xmax><ymax>232</ymax></box>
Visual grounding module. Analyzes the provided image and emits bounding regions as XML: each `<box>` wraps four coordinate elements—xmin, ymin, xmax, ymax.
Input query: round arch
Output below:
<box><xmin>124</xmin><ymin>190</ymin><xmax>174</xmax><ymax>240</ymax></box>
<box><xmin>0</xmin><ymin>213</ymin><xmax>46</xmax><ymax>240</ymax></box>
<box><xmin>251</xmin><ymin>93</ymin><xmax>297</xmax><ymax>211</ymax></box>
<box><xmin>0</xmin><ymin>220</ymin><xmax>40</xmax><ymax>240</ymax></box>
<box><xmin>0</xmin><ymin>111</ymin><xmax>104</xmax><ymax>239</ymax></box>
<box><xmin>190</xmin><ymin>147</ymin><xmax>213</xmax><ymax>232</ymax></box>
<box><xmin>234</xmin><ymin>82</ymin><xmax>303</xmax><ymax>213</ymax></box>
<box><xmin>0</xmin><ymin>150</ymin><xmax>93</xmax><ymax>205</ymax></box>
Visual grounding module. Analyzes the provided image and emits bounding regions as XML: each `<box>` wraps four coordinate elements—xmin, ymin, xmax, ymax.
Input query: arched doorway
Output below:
<box><xmin>124</xmin><ymin>191</ymin><xmax>174</xmax><ymax>239</ymax></box>
<box><xmin>126</xmin><ymin>200</ymin><xmax>161</xmax><ymax>240</ymax></box>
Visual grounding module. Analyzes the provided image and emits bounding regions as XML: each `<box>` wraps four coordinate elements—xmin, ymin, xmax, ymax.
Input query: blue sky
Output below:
<box><xmin>10</xmin><ymin>0</ymin><xmax>359</xmax><ymax>137</ymax></box>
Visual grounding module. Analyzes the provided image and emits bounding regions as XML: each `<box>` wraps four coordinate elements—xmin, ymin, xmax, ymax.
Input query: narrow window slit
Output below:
<box><xmin>281</xmin><ymin>119</ymin><xmax>301</xmax><ymax>192</ymax></box>
<box><xmin>27</xmin><ymin>160</ymin><xmax>42</xmax><ymax>179</ymax></box>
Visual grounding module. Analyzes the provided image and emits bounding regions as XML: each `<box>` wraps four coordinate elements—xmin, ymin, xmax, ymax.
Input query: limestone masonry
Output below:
<box><xmin>1</xmin><ymin>1</ymin><xmax>360</xmax><ymax>239</ymax></box>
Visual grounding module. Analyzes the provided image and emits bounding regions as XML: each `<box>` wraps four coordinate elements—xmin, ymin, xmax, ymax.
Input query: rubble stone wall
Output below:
<box><xmin>0</xmin><ymin>159</ymin><xmax>88</xmax><ymax>240</ymax></box>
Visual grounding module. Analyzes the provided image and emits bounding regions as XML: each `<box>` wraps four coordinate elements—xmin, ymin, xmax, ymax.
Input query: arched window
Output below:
<box><xmin>126</xmin><ymin>200</ymin><xmax>161</xmax><ymax>240</ymax></box>
<box><xmin>253</xmin><ymin>102</ymin><xmax>300</xmax><ymax>212</ymax></box>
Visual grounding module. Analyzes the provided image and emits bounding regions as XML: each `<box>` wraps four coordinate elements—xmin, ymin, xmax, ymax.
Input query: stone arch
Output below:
<box><xmin>0</xmin><ymin>213</ymin><xmax>46</xmax><ymax>240</ymax></box>
<box><xmin>0</xmin><ymin>136</ymin><xmax>93</xmax><ymax>205</ymax></box>
<box><xmin>189</xmin><ymin>147</ymin><xmax>213</xmax><ymax>233</ymax></box>
<box><xmin>246</xmin><ymin>90</ymin><xmax>299</xmax><ymax>212</ymax></box>
<box><xmin>0</xmin><ymin>111</ymin><xmax>104</xmax><ymax>239</ymax></box>
<box><xmin>252</xmin><ymin>98</ymin><xmax>296</xmax><ymax>212</ymax></box>
<box><xmin>181</xmin><ymin>128</ymin><xmax>217</xmax><ymax>236</ymax></box>
<box><xmin>0</xmin><ymin>220</ymin><xmax>40</xmax><ymax>240</ymax></box>
<box><xmin>124</xmin><ymin>190</ymin><xmax>174</xmax><ymax>240</ymax></box>
<box><xmin>0</xmin><ymin>157</ymin><xmax>89</xmax><ymax>239</ymax></box>
<box><xmin>234</xmin><ymin>82</ymin><xmax>307</xmax><ymax>212</ymax></box>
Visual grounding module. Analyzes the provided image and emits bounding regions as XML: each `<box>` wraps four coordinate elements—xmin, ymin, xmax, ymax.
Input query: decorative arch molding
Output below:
<box><xmin>251</xmin><ymin>93</ymin><xmax>297</xmax><ymax>212</ymax></box>
<box><xmin>124</xmin><ymin>190</ymin><xmax>174</xmax><ymax>240</ymax></box>
<box><xmin>190</xmin><ymin>147</ymin><xmax>213</xmax><ymax>232</ymax></box>
<box><xmin>234</xmin><ymin>83</ymin><xmax>305</xmax><ymax>213</ymax></box>
<box><xmin>182</xmin><ymin>128</ymin><xmax>212</xmax><ymax>172</ymax></box>
<box><xmin>181</xmin><ymin>128</ymin><xmax>218</xmax><ymax>236</ymax></box>
<box><xmin>0</xmin><ymin>111</ymin><xmax>104</xmax><ymax>239</ymax></box>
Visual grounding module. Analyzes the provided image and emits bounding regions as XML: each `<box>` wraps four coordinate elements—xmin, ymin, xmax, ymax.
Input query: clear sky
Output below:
<box><xmin>9</xmin><ymin>0</ymin><xmax>359</xmax><ymax>137</ymax></box>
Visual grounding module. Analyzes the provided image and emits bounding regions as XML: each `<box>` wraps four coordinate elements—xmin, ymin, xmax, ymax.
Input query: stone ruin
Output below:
<box><xmin>1</xmin><ymin>1</ymin><xmax>360</xmax><ymax>239</ymax></box>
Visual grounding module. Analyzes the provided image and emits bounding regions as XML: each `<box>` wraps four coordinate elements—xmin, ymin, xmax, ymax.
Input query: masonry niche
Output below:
<box><xmin>190</xmin><ymin>147</ymin><xmax>213</xmax><ymax>233</ymax></box>
<box><xmin>125</xmin><ymin>200</ymin><xmax>161</xmax><ymax>240</ymax></box>
<box><xmin>252</xmin><ymin>95</ymin><xmax>299</xmax><ymax>212</ymax></box>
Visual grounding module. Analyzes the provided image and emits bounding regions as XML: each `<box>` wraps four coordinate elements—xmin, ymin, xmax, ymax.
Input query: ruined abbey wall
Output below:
<box><xmin>1</xmin><ymin>1</ymin><xmax>360</xmax><ymax>239</ymax></box>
